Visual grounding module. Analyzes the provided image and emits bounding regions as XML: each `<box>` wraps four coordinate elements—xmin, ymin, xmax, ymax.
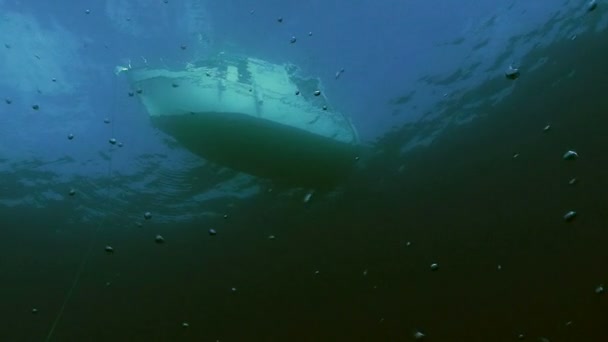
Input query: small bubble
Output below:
<box><xmin>182</xmin><ymin>322</ymin><xmax>190</xmax><ymax>328</ymax></box>
<box><xmin>84</xmin><ymin>9</ymin><xmax>90</xmax><ymax>14</ymax></box>
<box><xmin>505</xmin><ymin>65</ymin><xmax>520</xmax><ymax>80</ymax></box>
<box><xmin>155</xmin><ymin>235</ymin><xmax>165</xmax><ymax>244</ymax></box>
<box><xmin>430</xmin><ymin>263</ymin><xmax>439</xmax><ymax>271</ymax></box>
<box><xmin>69</xmin><ymin>189</ymin><xmax>76</xmax><ymax>196</ymax></box>
<box><xmin>313</xmin><ymin>90</ymin><xmax>321</xmax><ymax>96</ymax></box>
<box><xmin>413</xmin><ymin>330</ymin><xmax>426</xmax><ymax>340</ymax></box>
<box><xmin>144</xmin><ymin>212</ymin><xmax>152</xmax><ymax>220</ymax></box>
<box><xmin>104</xmin><ymin>245</ymin><xmax>114</xmax><ymax>253</ymax></box>
<box><xmin>67</xmin><ymin>133</ymin><xmax>74</xmax><ymax>140</ymax></box>
<box><xmin>563</xmin><ymin>210</ymin><xmax>577</xmax><ymax>222</ymax></box>
<box><xmin>109</xmin><ymin>138</ymin><xmax>117</xmax><ymax>145</ymax></box>
<box><xmin>290</xmin><ymin>36</ymin><xmax>297</xmax><ymax>44</ymax></box>
<box><xmin>31</xmin><ymin>308</ymin><xmax>38</xmax><ymax>314</ymax></box>
<box><xmin>563</xmin><ymin>150</ymin><xmax>579</xmax><ymax>160</ymax></box>
<box><xmin>209</xmin><ymin>228</ymin><xmax>217</xmax><ymax>236</ymax></box>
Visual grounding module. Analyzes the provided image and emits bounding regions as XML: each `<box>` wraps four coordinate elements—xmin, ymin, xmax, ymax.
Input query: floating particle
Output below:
<box><xmin>249</xmin><ymin>10</ymin><xmax>255</xmax><ymax>15</ymax></box>
<box><xmin>5</xmin><ymin>98</ymin><xmax>11</xmax><ymax>104</ymax></box>
<box><xmin>277</xmin><ymin>17</ymin><xmax>283</xmax><ymax>23</ymax></box>
<box><xmin>517</xmin><ymin>333</ymin><xmax>525</xmax><ymax>340</ymax></box>
<box><xmin>4</xmin><ymin>43</ymin><xmax>10</xmax><ymax>49</ymax></box>
<box><xmin>163</xmin><ymin>0</ymin><xmax>168</xmax><ymax>3</ymax></box>
<box><xmin>67</xmin><ymin>133</ymin><xmax>74</xmax><ymax>140</ymax></box>
<box><xmin>295</xmin><ymin>90</ymin><xmax>300</xmax><ymax>95</ymax></box>
<box><xmin>563</xmin><ymin>150</ymin><xmax>578</xmax><ymax>160</ymax></box>
<box><xmin>335</xmin><ymin>69</ymin><xmax>345</xmax><ymax>79</ymax></box>
<box><xmin>405</xmin><ymin>241</ymin><xmax>411</xmax><ymax>247</ymax></box>
<box><xmin>118</xmin><ymin>142</ymin><xmax>123</xmax><ymax>148</ymax></box>
<box><xmin>104</xmin><ymin>118</ymin><xmax>110</xmax><ymax>124</ymax></box>
<box><xmin>290</xmin><ymin>36</ymin><xmax>297</xmax><ymax>44</ymax></box>
<box><xmin>268</xmin><ymin>235</ymin><xmax>275</xmax><ymax>240</ymax></box>
<box><xmin>182</xmin><ymin>322</ymin><xmax>190</xmax><ymax>328</ymax></box>
<box><xmin>596</xmin><ymin>284</ymin><xmax>605</xmax><ymax>294</ymax></box>
<box><xmin>563</xmin><ymin>210</ymin><xmax>577</xmax><ymax>222</ymax></box>
<box><xmin>568</xmin><ymin>178</ymin><xmax>578</xmax><ymax>185</ymax></box>
<box><xmin>205</xmin><ymin>72</ymin><xmax>211</xmax><ymax>77</ymax></box>
<box><xmin>413</xmin><ymin>330</ymin><xmax>426</xmax><ymax>340</ymax></box>
<box><xmin>322</xmin><ymin>105</ymin><xmax>327</xmax><ymax>111</ymax></box>
<box><xmin>512</xmin><ymin>153</ymin><xmax>520</xmax><ymax>159</ymax></box>
<box><xmin>135</xmin><ymin>222</ymin><xmax>142</xmax><ymax>227</ymax></box>
<box><xmin>85</xmin><ymin>9</ymin><xmax>90</xmax><ymax>14</ymax></box>
<box><xmin>308</xmin><ymin>31</ymin><xmax>313</xmax><ymax>36</ymax></box>
<box><xmin>363</xmin><ymin>269</ymin><xmax>368</xmax><ymax>276</ymax></box>
<box><xmin>172</xmin><ymin>83</ymin><xmax>179</xmax><ymax>88</ymax></box>
<box><xmin>497</xmin><ymin>264</ymin><xmax>502</xmax><ymax>271</ymax></box>
<box><xmin>430</xmin><ymin>263</ymin><xmax>439</xmax><ymax>271</ymax></box>
<box><xmin>155</xmin><ymin>235</ymin><xmax>165</xmax><ymax>244</ymax></box>
<box><xmin>126</xmin><ymin>17</ymin><xmax>131</xmax><ymax>22</ymax></box>
<box><xmin>209</xmin><ymin>228</ymin><xmax>217</xmax><ymax>236</ymax></box>
<box><xmin>314</xmin><ymin>270</ymin><xmax>320</xmax><ymax>275</ymax></box>
<box><xmin>136</xmin><ymin>88</ymin><xmax>142</xmax><ymax>94</ymax></box>
<box><xmin>543</xmin><ymin>124</ymin><xmax>551</xmax><ymax>132</ymax></box>
<box><xmin>505</xmin><ymin>65</ymin><xmax>520</xmax><ymax>80</ymax></box>
<box><xmin>231</xmin><ymin>287</ymin><xmax>237</xmax><ymax>292</ymax></box>
<box><xmin>104</xmin><ymin>245</ymin><xmax>114</xmax><ymax>253</ymax></box>
<box><xmin>565</xmin><ymin>321</ymin><xmax>573</xmax><ymax>327</ymax></box>
<box><xmin>144</xmin><ymin>211</ymin><xmax>152</xmax><ymax>220</ymax></box>
<box><xmin>105</xmin><ymin>282</ymin><xmax>111</xmax><ymax>286</ymax></box>
<box><xmin>31</xmin><ymin>308</ymin><xmax>38</xmax><ymax>314</ymax></box>
<box><xmin>571</xmin><ymin>34</ymin><xmax>577</xmax><ymax>41</ymax></box>
<box><xmin>69</xmin><ymin>188</ymin><xmax>76</xmax><ymax>196</ymax></box>
<box><xmin>223</xmin><ymin>214</ymin><xmax>229</xmax><ymax>219</ymax></box>
<box><xmin>180</xmin><ymin>44</ymin><xmax>187</xmax><ymax>50</ymax></box>
<box><xmin>313</xmin><ymin>90</ymin><xmax>321</xmax><ymax>96</ymax></box>
<box><xmin>32</xmin><ymin>104</ymin><xmax>39</xmax><ymax>110</ymax></box>
<box><xmin>587</xmin><ymin>0</ymin><xmax>597</xmax><ymax>12</ymax></box>
<box><xmin>51</xmin><ymin>78</ymin><xmax>56</xmax><ymax>82</ymax></box>
<box><xmin>355</xmin><ymin>156</ymin><xmax>360</xmax><ymax>161</ymax></box>
<box><xmin>303</xmin><ymin>191</ymin><xmax>313</xmax><ymax>203</ymax></box>
<box><xmin>109</xmin><ymin>138</ymin><xmax>117</xmax><ymax>145</ymax></box>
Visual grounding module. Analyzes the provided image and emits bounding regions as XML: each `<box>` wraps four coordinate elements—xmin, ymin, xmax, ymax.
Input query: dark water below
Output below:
<box><xmin>2</xmin><ymin>13</ymin><xmax>608</xmax><ymax>342</ymax></box>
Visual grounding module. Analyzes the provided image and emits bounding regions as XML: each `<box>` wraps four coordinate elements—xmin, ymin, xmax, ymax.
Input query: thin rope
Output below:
<box><xmin>44</xmin><ymin>235</ymin><xmax>95</xmax><ymax>342</ymax></box>
<box><xmin>45</xmin><ymin>69</ymin><xmax>118</xmax><ymax>341</ymax></box>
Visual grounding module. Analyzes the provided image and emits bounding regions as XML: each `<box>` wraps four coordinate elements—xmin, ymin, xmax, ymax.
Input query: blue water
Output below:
<box><xmin>1</xmin><ymin>0</ymin><xmax>607</xmax><ymax>341</ymax></box>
